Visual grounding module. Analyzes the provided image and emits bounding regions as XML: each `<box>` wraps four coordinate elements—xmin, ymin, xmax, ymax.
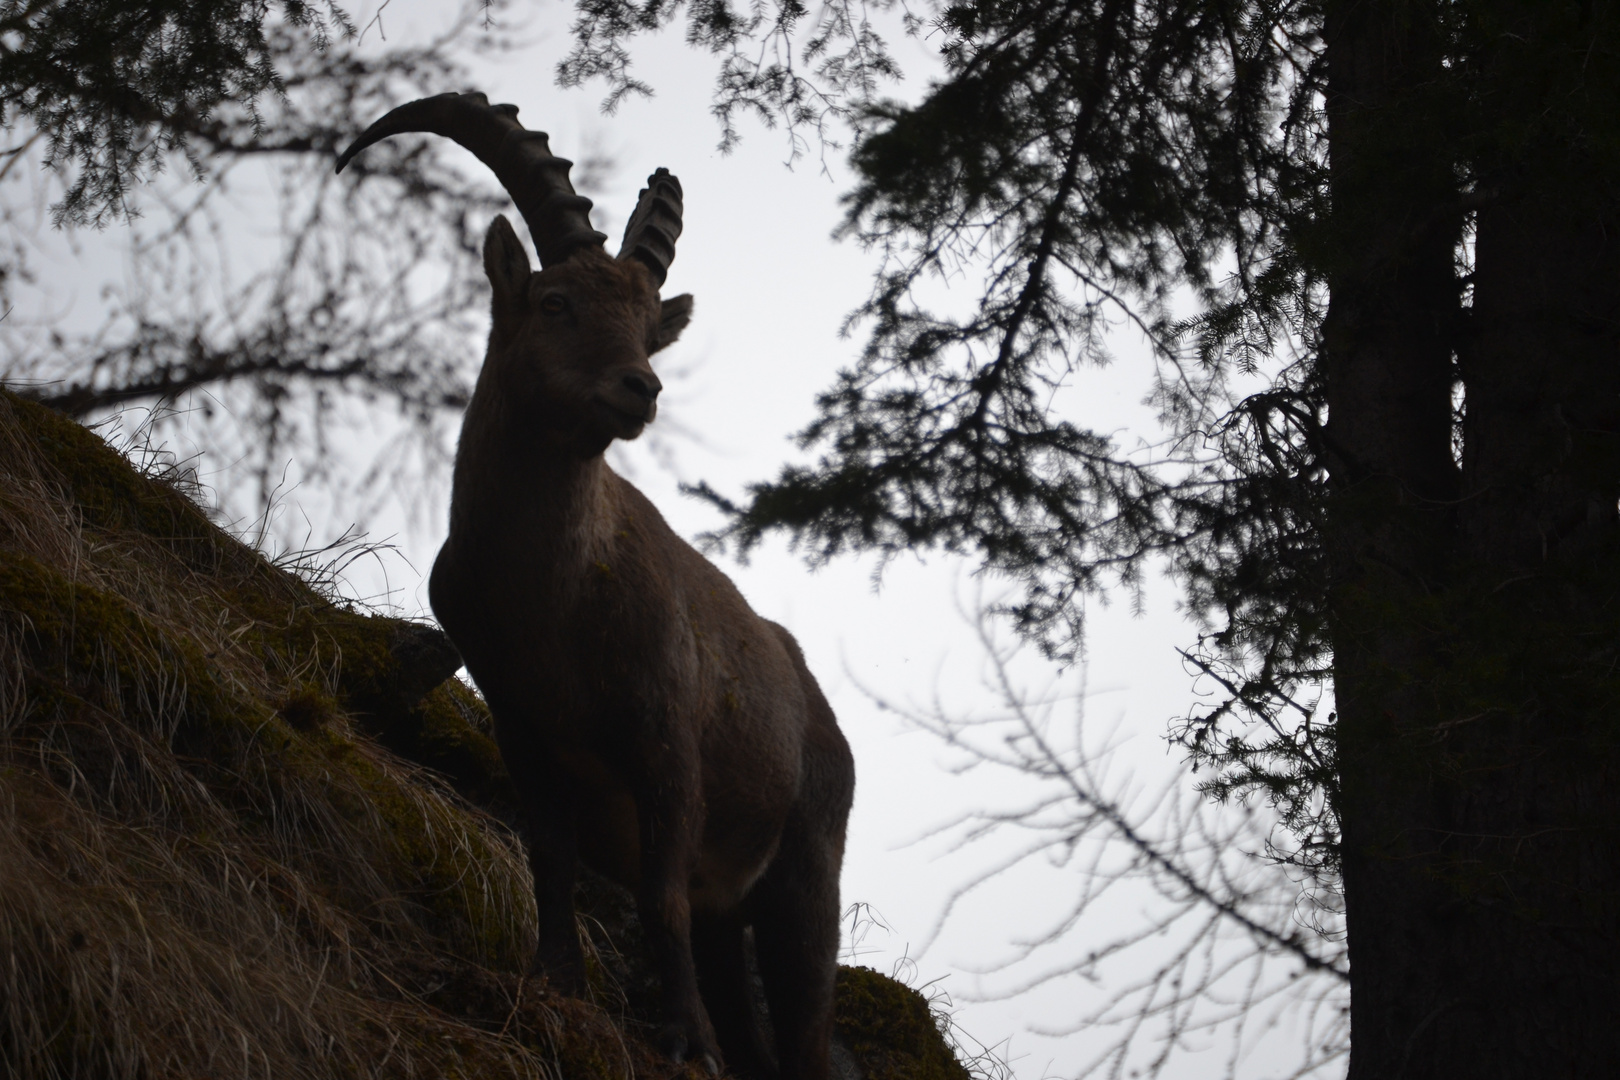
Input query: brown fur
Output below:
<box><xmin>429</xmin><ymin>216</ymin><xmax>855</xmax><ymax>1079</ymax></box>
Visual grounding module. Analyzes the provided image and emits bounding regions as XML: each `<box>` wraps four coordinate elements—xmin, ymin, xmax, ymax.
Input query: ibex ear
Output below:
<box><xmin>652</xmin><ymin>294</ymin><xmax>693</xmax><ymax>354</ymax></box>
<box><xmin>483</xmin><ymin>215</ymin><xmax>531</xmax><ymax>310</ymax></box>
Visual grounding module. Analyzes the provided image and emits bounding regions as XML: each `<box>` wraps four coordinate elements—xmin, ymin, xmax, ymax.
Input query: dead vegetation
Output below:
<box><xmin>0</xmin><ymin>388</ymin><xmax>978</xmax><ymax>1080</ymax></box>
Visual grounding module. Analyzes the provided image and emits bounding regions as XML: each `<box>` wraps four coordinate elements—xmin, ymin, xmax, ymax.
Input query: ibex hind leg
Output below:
<box><xmin>753</xmin><ymin>816</ymin><xmax>846</xmax><ymax>1080</ymax></box>
<box><xmin>693</xmin><ymin>914</ymin><xmax>779</xmax><ymax>1079</ymax></box>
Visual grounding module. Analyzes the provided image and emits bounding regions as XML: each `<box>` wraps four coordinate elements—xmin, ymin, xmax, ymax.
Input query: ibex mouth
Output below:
<box><xmin>597</xmin><ymin>396</ymin><xmax>657</xmax><ymax>438</ymax></box>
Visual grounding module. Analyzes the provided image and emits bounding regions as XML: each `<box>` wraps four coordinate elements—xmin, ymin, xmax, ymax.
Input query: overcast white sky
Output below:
<box><xmin>6</xmin><ymin>2</ymin><xmax>1348</xmax><ymax>1075</ymax></box>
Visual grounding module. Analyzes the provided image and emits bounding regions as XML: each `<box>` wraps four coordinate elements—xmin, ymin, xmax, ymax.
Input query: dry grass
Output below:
<box><xmin>0</xmin><ymin>389</ymin><xmax>679</xmax><ymax>1080</ymax></box>
<box><xmin>0</xmin><ymin>389</ymin><xmax>986</xmax><ymax>1080</ymax></box>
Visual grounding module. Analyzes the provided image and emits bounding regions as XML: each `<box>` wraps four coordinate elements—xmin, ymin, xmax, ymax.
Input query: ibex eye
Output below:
<box><xmin>539</xmin><ymin>294</ymin><xmax>569</xmax><ymax>315</ymax></box>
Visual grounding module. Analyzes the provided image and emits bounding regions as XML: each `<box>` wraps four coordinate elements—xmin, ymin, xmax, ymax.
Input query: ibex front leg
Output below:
<box><xmin>505</xmin><ymin>729</ymin><xmax>586</xmax><ymax>992</ymax></box>
<box><xmin>633</xmin><ymin>738</ymin><xmax>722</xmax><ymax>1074</ymax></box>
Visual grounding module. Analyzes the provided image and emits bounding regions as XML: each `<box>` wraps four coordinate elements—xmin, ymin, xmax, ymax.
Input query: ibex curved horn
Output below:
<box><xmin>335</xmin><ymin>91</ymin><xmax>608</xmax><ymax>268</ymax></box>
<box><xmin>617</xmin><ymin>169</ymin><xmax>683</xmax><ymax>288</ymax></box>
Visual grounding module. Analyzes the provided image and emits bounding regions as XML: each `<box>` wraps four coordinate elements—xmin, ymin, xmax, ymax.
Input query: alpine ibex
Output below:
<box><xmin>337</xmin><ymin>94</ymin><xmax>855</xmax><ymax>1080</ymax></box>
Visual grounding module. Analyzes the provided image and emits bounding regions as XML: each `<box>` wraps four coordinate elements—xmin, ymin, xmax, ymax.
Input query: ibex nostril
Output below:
<box><xmin>623</xmin><ymin>372</ymin><xmax>662</xmax><ymax>401</ymax></box>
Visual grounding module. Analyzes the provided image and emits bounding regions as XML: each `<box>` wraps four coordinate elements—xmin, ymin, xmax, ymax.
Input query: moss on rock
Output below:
<box><xmin>0</xmin><ymin>545</ymin><xmax>246</xmax><ymax>740</ymax></box>
<box><xmin>836</xmin><ymin>966</ymin><xmax>974</xmax><ymax>1080</ymax></box>
<box><xmin>2</xmin><ymin>388</ymin><xmax>220</xmax><ymax>562</ymax></box>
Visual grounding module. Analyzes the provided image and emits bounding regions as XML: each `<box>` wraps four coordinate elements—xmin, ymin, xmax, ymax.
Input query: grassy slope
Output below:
<box><xmin>0</xmin><ymin>390</ymin><xmax>975</xmax><ymax>1080</ymax></box>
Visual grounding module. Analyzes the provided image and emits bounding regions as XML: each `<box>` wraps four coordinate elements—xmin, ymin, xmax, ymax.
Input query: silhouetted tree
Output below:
<box><xmin>566</xmin><ymin>2</ymin><xmax>1620</xmax><ymax>1076</ymax></box>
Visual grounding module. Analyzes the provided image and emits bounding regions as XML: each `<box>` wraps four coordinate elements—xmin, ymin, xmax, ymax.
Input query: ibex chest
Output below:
<box><xmin>431</xmin><ymin>530</ymin><xmax>681</xmax><ymax>735</ymax></box>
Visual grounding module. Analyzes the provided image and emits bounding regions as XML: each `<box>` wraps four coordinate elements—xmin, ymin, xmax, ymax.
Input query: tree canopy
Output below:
<box><xmin>0</xmin><ymin>0</ymin><xmax>353</xmax><ymax>225</ymax></box>
<box><xmin>630</xmin><ymin>0</ymin><xmax>1338</xmax><ymax>870</ymax></box>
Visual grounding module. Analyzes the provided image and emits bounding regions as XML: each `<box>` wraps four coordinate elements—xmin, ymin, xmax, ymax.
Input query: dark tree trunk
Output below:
<box><xmin>1326</xmin><ymin>2</ymin><xmax>1620</xmax><ymax>1076</ymax></box>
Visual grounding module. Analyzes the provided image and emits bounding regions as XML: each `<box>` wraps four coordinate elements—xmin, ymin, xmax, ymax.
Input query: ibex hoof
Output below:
<box><xmin>530</xmin><ymin>953</ymin><xmax>586</xmax><ymax>998</ymax></box>
<box><xmin>658</xmin><ymin>1025</ymin><xmax>722</xmax><ymax>1074</ymax></box>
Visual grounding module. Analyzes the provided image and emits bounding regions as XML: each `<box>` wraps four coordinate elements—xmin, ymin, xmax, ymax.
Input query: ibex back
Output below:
<box><xmin>338</xmin><ymin>94</ymin><xmax>855</xmax><ymax>1080</ymax></box>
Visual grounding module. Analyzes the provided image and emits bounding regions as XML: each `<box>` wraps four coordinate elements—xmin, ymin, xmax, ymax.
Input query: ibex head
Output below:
<box><xmin>337</xmin><ymin>92</ymin><xmax>694</xmax><ymax>453</ymax></box>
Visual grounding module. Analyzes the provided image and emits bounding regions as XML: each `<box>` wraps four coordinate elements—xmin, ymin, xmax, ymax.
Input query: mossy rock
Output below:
<box><xmin>355</xmin><ymin>667</ymin><xmax>518</xmax><ymax>824</ymax></box>
<box><xmin>835</xmin><ymin>966</ymin><xmax>974</xmax><ymax>1080</ymax></box>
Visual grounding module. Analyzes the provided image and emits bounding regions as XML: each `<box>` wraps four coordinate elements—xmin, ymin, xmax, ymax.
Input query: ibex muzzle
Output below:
<box><xmin>339</xmin><ymin>94</ymin><xmax>854</xmax><ymax>1080</ymax></box>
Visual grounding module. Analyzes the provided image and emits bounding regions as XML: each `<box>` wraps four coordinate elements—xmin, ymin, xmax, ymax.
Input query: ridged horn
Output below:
<box><xmin>617</xmin><ymin>168</ymin><xmax>684</xmax><ymax>288</ymax></box>
<box><xmin>335</xmin><ymin>91</ymin><xmax>607</xmax><ymax>268</ymax></box>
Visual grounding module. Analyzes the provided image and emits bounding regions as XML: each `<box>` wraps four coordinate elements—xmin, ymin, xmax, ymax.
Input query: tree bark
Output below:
<box><xmin>1327</xmin><ymin>2</ymin><xmax>1620</xmax><ymax>1075</ymax></box>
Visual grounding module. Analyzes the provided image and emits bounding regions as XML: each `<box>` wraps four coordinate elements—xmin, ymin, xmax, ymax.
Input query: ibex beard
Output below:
<box><xmin>338</xmin><ymin>94</ymin><xmax>855</xmax><ymax>1080</ymax></box>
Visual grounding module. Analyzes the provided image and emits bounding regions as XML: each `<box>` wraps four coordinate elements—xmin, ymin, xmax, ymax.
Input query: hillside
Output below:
<box><xmin>0</xmin><ymin>389</ymin><xmax>980</xmax><ymax>1080</ymax></box>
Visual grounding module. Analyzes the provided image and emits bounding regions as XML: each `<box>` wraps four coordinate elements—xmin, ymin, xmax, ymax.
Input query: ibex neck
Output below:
<box><xmin>446</xmin><ymin>405</ymin><xmax>616</xmax><ymax>577</ymax></box>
